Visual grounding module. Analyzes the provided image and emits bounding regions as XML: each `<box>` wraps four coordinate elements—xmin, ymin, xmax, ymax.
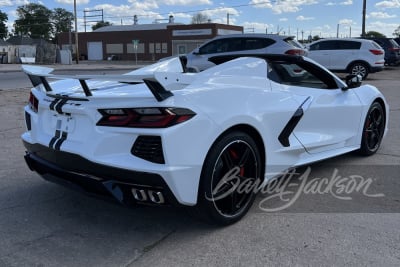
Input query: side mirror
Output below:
<box><xmin>344</xmin><ymin>74</ymin><xmax>362</xmax><ymax>89</ymax></box>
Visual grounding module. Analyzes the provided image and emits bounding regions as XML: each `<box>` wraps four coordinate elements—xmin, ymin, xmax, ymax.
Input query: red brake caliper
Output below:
<box><xmin>229</xmin><ymin>149</ymin><xmax>245</xmax><ymax>176</ymax></box>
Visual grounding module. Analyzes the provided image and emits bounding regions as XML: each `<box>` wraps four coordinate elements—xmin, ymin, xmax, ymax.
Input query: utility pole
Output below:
<box><xmin>337</xmin><ymin>24</ymin><xmax>339</xmax><ymax>38</ymax></box>
<box><xmin>361</xmin><ymin>0</ymin><xmax>366</xmax><ymax>37</ymax></box>
<box><xmin>74</xmin><ymin>0</ymin><xmax>79</xmax><ymax>64</ymax></box>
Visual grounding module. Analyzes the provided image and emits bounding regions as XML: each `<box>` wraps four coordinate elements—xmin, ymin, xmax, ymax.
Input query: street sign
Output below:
<box><xmin>132</xmin><ymin>40</ymin><xmax>139</xmax><ymax>65</ymax></box>
<box><xmin>132</xmin><ymin>39</ymin><xmax>139</xmax><ymax>49</ymax></box>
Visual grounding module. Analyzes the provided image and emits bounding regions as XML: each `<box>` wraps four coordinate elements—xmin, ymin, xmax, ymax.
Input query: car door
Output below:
<box><xmin>329</xmin><ymin>41</ymin><xmax>361</xmax><ymax>70</ymax></box>
<box><xmin>308</xmin><ymin>40</ymin><xmax>337</xmax><ymax>69</ymax></box>
<box><xmin>268</xmin><ymin>60</ymin><xmax>363</xmax><ymax>154</ymax></box>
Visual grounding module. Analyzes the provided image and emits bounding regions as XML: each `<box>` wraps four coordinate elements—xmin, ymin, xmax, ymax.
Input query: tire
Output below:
<box><xmin>193</xmin><ymin>131</ymin><xmax>262</xmax><ymax>225</ymax></box>
<box><xmin>350</xmin><ymin>62</ymin><xmax>369</xmax><ymax>80</ymax></box>
<box><xmin>358</xmin><ymin>102</ymin><xmax>385</xmax><ymax>156</ymax></box>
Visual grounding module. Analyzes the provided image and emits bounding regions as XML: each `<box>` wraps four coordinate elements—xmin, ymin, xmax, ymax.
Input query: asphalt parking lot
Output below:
<box><xmin>0</xmin><ymin>63</ymin><xmax>399</xmax><ymax>266</ymax></box>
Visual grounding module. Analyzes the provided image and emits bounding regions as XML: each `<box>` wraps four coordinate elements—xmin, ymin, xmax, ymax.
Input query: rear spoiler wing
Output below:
<box><xmin>21</xmin><ymin>56</ymin><xmax>191</xmax><ymax>102</ymax></box>
<box><xmin>22</xmin><ymin>65</ymin><xmax>174</xmax><ymax>102</ymax></box>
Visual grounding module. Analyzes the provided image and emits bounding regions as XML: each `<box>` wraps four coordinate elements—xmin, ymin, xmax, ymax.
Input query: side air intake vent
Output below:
<box><xmin>131</xmin><ymin>136</ymin><xmax>165</xmax><ymax>164</ymax></box>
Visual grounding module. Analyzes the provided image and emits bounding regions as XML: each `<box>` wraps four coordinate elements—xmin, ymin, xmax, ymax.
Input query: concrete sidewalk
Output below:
<box><xmin>0</xmin><ymin>60</ymin><xmax>152</xmax><ymax>73</ymax></box>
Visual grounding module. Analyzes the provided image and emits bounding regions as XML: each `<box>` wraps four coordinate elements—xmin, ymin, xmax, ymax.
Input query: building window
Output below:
<box><xmin>106</xmin><ymin>44</ymin><xmax>123</xmax><ymax>54</ymax></box>
<box><xmin>155</xmin><ymin>43</ymin><xmax>161</xmax><ymax>53</ymax></box>
<box><xmin>162</xmin><ymin>43</ymin><xmax>168</xmax><ymax>54</ymax></box>
<box><xmin>178</xmin><ymin>45</ymin><xmax>186</xmax><ymax>54</ymax></box>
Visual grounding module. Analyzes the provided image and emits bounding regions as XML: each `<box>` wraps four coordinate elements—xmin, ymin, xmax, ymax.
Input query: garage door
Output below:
<box><xmin>87</xmin><ymin>42</ymin><xmax>103</xmax><ymax>60</ymax></box>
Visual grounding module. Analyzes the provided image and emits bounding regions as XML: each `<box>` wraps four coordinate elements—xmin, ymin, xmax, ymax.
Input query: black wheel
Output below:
<box><xmin>194</xmin><ymin>131</ymin><xmax>262</xmax><ymax>225</ymax></box>
<box><xmin>359</xmin><ymin>102</ymin><xmax>385</xmax><ymax>156</ymax></box>
<box><xmin>350</xmin><ymin>62</ymin><xmax>369</xmax><ymax>80</ymax></box>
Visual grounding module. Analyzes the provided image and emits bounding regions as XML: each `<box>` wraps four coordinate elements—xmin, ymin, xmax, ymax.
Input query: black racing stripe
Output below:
<box><xmin>49</xmin><ymin>130</ymin><xmax>61</xmax><ymax>149</ymax></box>
<box><xmin>55</xmin><ymin>99</ymin><xmax>68</xmax><ymax>114</ymax></box>
<box><xmin>54</xmin><ymin>132</ymin><xmax>68</xmax><ymax>151</ymax></box>
<box><xmin>49</xmin><ymin>98</ymin><xmax>60</xmax><ymax>111</ymax></box>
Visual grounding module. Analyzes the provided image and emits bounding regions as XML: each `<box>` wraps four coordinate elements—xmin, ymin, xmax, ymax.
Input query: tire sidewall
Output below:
<box><xmin>197</xmin><ymin>131</ymin><xmax>262</xmax><ymax>225</ymax></box>
<box><xmin>359</xmin><ymin>102</ymin><xmax>385</xmax><ymax>156</ymax></box>
<box><xmin>350</xmin><ymin>62</ymin><xmax>369</xmax><ymax>79</ymax></box>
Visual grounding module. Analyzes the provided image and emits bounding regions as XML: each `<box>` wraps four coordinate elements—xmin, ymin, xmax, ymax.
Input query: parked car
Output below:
<box><xmin>363</xmin><ymin>37</ymin><xmax>400</xmax><ymax>66</ymax></box>
<box><xmin>394</xmin><ymin>38</ymin><xmax>400</xmax><ymax>46</ymax></box>
<box><xmin>307</xmin><ymin>38</ymin><xmax>385</xmax><ymax>79</ymax></box>
<box><xmin>186</xmin><ymin>34</ymin><xmax>307</xmax><ymax>71</ymax></box>
<box><xmin>22</xmin><ymin>55</ymin><xmax>388</xmax><ymax>225</ymax></box>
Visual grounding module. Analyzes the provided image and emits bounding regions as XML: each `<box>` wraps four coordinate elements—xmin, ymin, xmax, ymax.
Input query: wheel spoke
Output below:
<box><xmin>211</xmin><ymin>139</ymin><xmax>260</xmax><ymax>218</ymax></box>
<box><xmin>238</xmin><ymin>146</ymin><xmax>251</xmax><ymax>167</ymax></box>
<box><xmin>374</xmin><ymin>113</ymin><xmax>383</xmax><ymax>127</ymax></box>
<box><xmin>221</xmin><ymin>150</ymin><xmax>235</xmax><ymax>170</ymax></box>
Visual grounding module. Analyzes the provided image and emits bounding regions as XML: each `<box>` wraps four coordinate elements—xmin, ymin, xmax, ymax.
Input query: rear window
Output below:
<box><xmin>389</xmin><ymin>39</ymin><xmax>400</xmax><ymax>48</ymax></box>
<box><xmin>371</xmin><ymin>41</ymin><xmax>383</xmax><ymax>50</ymax></box>
<box><xmin>285</xmin><ymin>38</ymin><xmax>303</xmax><ymax>49</ymax></box>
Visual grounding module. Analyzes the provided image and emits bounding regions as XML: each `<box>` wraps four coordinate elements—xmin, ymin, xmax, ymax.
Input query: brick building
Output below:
<box><xmin>57</xmin><ymin>19</ymin><xmax>243</xmax><ymax>61</ymax></box>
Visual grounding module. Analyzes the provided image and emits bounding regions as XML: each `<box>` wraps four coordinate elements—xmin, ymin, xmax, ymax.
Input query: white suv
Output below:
<box><xmin>307</xmin><ymin>38</ymin><xmax>385</xmax><ymax>79</ymax></box>
<box><xmin>186</xmin><ymin>34</ymin><xmax>307</xmax><ymax>71</ymax></box>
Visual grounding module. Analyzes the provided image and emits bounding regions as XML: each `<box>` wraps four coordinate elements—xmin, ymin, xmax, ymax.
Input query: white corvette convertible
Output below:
<box><xmin>22</xmin><ymin>55</ymin><xmax>388</xmax><ymax>225</ymax></box>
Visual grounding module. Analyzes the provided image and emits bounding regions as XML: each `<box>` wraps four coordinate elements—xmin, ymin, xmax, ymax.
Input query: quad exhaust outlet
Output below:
<box><xmin>131</xmin><ymin>188</ymin><xmax>165</xmax><ymax>204</ymax></box>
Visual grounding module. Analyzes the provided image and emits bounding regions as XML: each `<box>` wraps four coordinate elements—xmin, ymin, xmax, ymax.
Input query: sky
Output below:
<box><xmin>1</xmin><ymin>0</ymin><xmax>399</xmax><ymax>39</ymax></box>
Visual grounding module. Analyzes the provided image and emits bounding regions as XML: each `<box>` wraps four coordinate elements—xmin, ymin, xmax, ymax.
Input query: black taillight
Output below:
<box><xmin>97</xmin><ymin>107</ymin><xmax>196</xmax><ymax>128</ymax></box>
<box><xmin>29</xmin><ymin>92</ymin><xmax>39</xmax><ymax>113</ymax></box>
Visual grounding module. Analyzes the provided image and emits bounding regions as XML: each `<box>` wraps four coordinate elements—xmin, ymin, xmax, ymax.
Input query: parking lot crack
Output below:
<box><xmin>376</xmin><ymin>152</ymin><xmax>400</xmax><ymax>158</ymax></box>
<box><xmin>0</xmin><ymin>233</ymin><xmax>55</xmax><ymax>258</ymax></box>
<box><xmin>125</xmin><ymin>229</ymin><xmax>176</xmax><ymax>266</ymax></box>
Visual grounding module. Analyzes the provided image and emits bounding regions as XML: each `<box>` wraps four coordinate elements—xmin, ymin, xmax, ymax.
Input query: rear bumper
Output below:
<box><xmin>385</xmin><ymin>55</ymin><xmax>400</xmax><ymax>65</ymax></box>
<box><xmin>369</xmin><ymin>66</ymin><xmax>384</xmax><ymax>73</ymax></box>
<box><xmin>23</xmin><ymin>142</ymin><xmax>181</xmax><ymax>206</ymax></box>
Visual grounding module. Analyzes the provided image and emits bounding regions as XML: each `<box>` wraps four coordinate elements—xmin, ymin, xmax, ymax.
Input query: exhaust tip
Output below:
<box><xmin>131</xmin><ymin>188</ymin><xmax>165</xmax><ymax>204</ymax></box>
<box><xmin>148</xmin><ymin>190</ymin><xmax>165</xmax><ymax>204</ymax></box>
<box><xmin>131</xmin><ymin>188</ymin><xmax>148</xmax><ymax>202</ymax></box>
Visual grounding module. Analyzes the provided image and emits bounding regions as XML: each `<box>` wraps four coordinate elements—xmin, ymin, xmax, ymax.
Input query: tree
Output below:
<box><xmin>364</xmin><ymin>31</ymin><xmax>386</xmax><ymax>38</ymax></box>
<box><xmin>191</xmin><ymin>13</ymin><xmax>210</xmax><ymax>24</ymax></box>
<box><xmin>393</xmin><ymin>26</ymin><xmax>400</xmax><ymax>37</ymax></box>
<box><xmin>52</xmin><ymin>8</ymin><xmax>74</xmax><ymax>34</ymax></box>
<box><xmin>92</xmin><ymin>21</ymin><xmax>112</xmax><ymax>31</ymax></box>
<box><xmin>312</xmin><ymin>35</ymin><xmax>321</xmax><ymax>42</ymax></box>
<box><xmin>0</xmin><ymin>10</ymin><xmax>8</xmax><ymax>39</ymax></box>
<box><xmin>14</xmin><ymin>3</ymin><xmax>53</xmax><ymax>40</ymax></box>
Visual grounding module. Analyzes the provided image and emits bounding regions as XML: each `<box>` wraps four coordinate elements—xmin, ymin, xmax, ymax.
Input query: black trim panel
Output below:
<box><xmin>278</xmin><ymin>97</ymin><xmax>310</xmax><ymax>147</ymax></box>
<box><xmin>23</xmin><ymin>142</ymin><xmax>179</xmax><ymax>206</ymax></box>
<box><xmin>25</xmin><ymin>111</ymin><xmax>31</xmax><ymax>131</ymax></box>
<box><xmin>143</xmin><ymin>79</ymin><xmax>174</xmax><ymax>102</ymax></box>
